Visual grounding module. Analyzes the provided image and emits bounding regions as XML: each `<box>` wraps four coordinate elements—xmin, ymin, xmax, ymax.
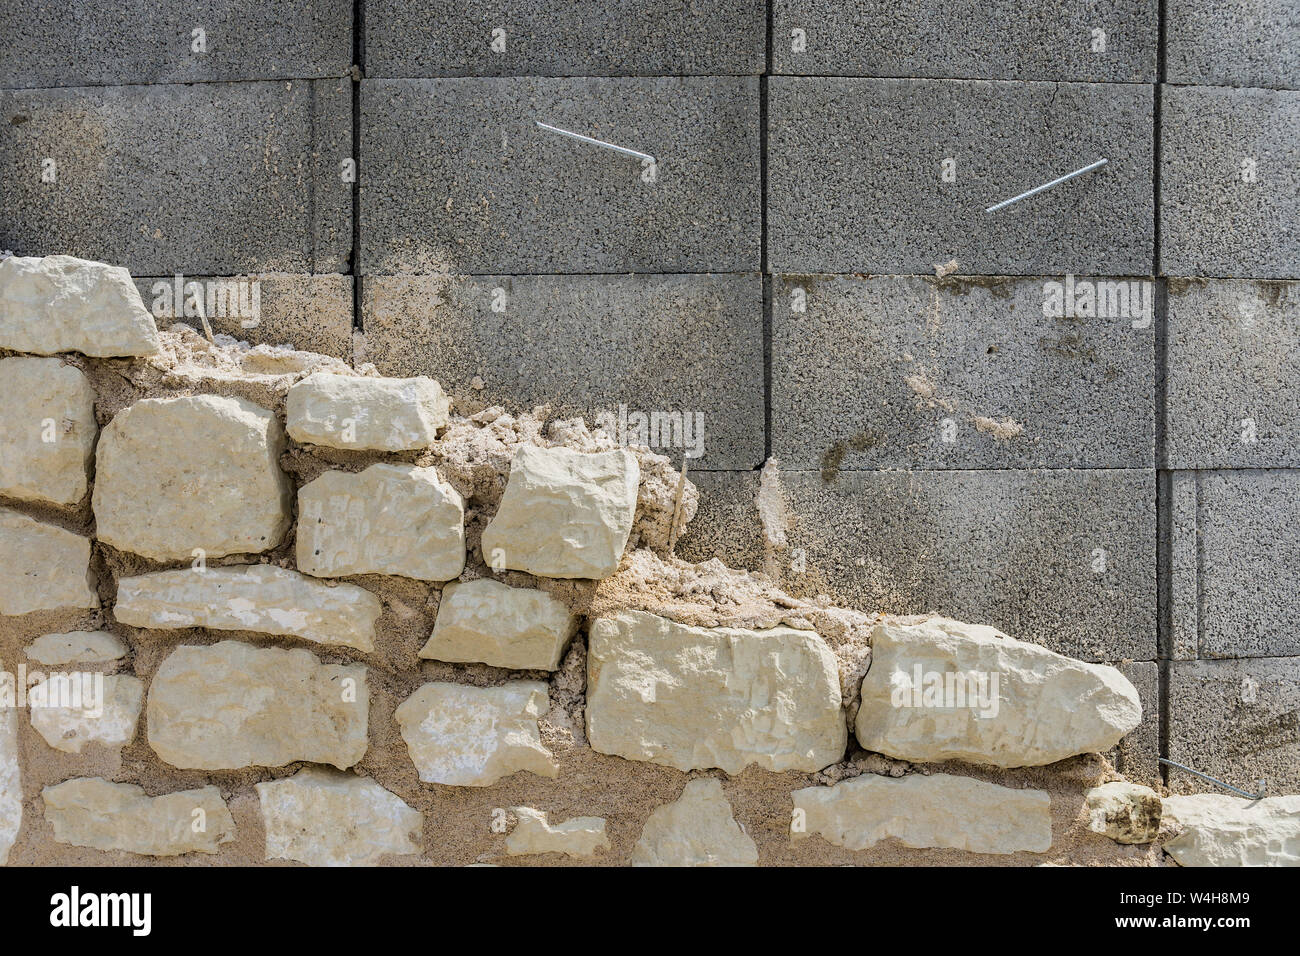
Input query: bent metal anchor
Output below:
<box><xmin>1159</xmin><ymin>758</ymin><xmax>1267</xmax><ymax>801</ymax></box>
<box><xmin>985</xmin><ymin>157</ymin><xmax>1109</xmax><ymax>213</ymax></box>
<box><xmin>534</xmin><ymin>120</ymin><xmax>656</xmax><ymax>165</ymax></box>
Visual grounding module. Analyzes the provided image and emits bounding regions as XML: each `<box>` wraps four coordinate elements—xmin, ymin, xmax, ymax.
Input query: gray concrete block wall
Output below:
<box><xmin>1165</xmin><ymin>0</ymin><xmax>1300</xmax><ymax>90</ymax></box>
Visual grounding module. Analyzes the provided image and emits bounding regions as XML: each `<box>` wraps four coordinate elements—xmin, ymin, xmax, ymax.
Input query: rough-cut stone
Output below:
<box><xmin>1085</xmin><ymin>782</ymin><xmax>1163</xmax><ymax>845</ymax></box>
<box><xmin>297</xmin><ymin>464</ymin><xmax>465</xmax><ymax>582</ymax></box>
<box><xmin>631</xmin><ymin>779</ymin><xmax>758</xmax><ymax>867</ymax></box>
<box><xmin>0</xmin><ymin>508</ymin><xmax>98</xmax><ymax>616</ymax></box>
<box><xmin>285</xmin><ymin>372</ymin><xmax>451</xmax><ymax>451</ymax></box>
<box><xmin>792</xmin><ymin>773</ymin><xmax>1053</xmax><ymax>855</ymax></box>
<box><xmin>147</xmin><ymin>641</ymin><xmax>368</xmax><ymax>771</ymax></box>
<box><xmin>1162</xmin><ymin>794</ymin><xmax>1300</xmax><ymax>867</ymax></box>
<box><xmin>394</xmin><ymin>681</ymin><xmax>558</xmax><ymax>787</ymax></box>
<box><xmin>419</xmin><ymin>578</ymin><xmax>578</xmax><ymax>670</ymax></box>
<box><xmin>480</xmin><ymin>445</ymin><xmax>639</xmax><ymax>579</ymax></box>
<box><xmin>855</xmin><ymin>617</ymin><xmax>1142</xmax><ymax>767</ymax></box>
<box><xmin>0</xmin><ymin>255</ymin><xmax>160</xmax><ymax>357</ymax></box>
<box><xmin>42</xmin><ymin>777</ymin><xmax>234</xmax><ymax>856</ymax></box>
<box><xmin>93</xmin><ymin>395</ymin><xmax>292</xmax><ymax>562</ymax></box>
<box><xmin>587</xmin><ymin>610</ymin><xmax>846</xmax><ymax>774</ymax></box>
<box><xmin>0</xmin><ymin>706</ymin><xmax>19</xmax><ymax>865</ymax></box>
<box><xmin>28</xmin><ymin>674</ymin><xmax>144</xmax><ymax>754</ymax></box>
<box><xmin>0</xmin><ymin>357</ymin><xmax>97</xmax><ymax>506</ymax></box>
<box><xmin>115</xmin><ymin>565</ymin><xmax>382</xmax><ymax>652</ymax></box>
<box><xmin>256</xmin><ymin>767</ymin><xmax>422</xmax><ymax>867</ymax></box>
<box><xmin>25</xmin><ymin>631</ymin><xmax>126</xmax><ymax>666</ymax></box>
<box><xmin>506</xmin><ymin>808</ymin><xmax>610</xmax><ymax>859</ymax></box>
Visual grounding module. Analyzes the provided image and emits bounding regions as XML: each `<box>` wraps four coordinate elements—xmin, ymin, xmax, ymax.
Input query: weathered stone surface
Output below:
<box><xmin>0</xmin><ymin>357</ymin><xmax>97</xmax><ymax>506</ymax></box>
<box><xmin>0</xmin><ymin>255</ymin><xmax>159</xmax><ymax>357</ymax></box>
<box><xmin>256</xmin><ymin>767</ymin><xmax>422</xmax><ymax>867</ymax></box>
<box><xmin>792</xmin><ymin>773</ymin><xmax>1053</xmax><ymax>855</ymax></box>
<box><xmin>631</xmin><ymin>779</ymin><xmax>758</xmax><ymax>867</ymax></box>
<box><xmin>115</xmin><ymin>565</ymin><xmax>381</xmax><ymax>653</ymax></box>
<box><xmin>25</xmin><ymin>631</ymin><xmax>126</xmax><ymax>666</ymax></box>
<box><xmin>587</xmin><ymin>610</ymin><xmax>846</xmax><ymax>774</ymax></box>
<box><xmin>93</xmin><ymin>395</ymin><xmax>292</xmax><ymax>562</ymax></box>
<box><xmin>147</xmin><ymin>641</ymin><xmax>368</xmax><ymax>771</ymax></box>
<box><xmin>419</xmin><ymin>578</ymin><xmax>578</xmax><ymax>670</ymax></box>
<box><xmin>0</xmin><ymin>707</ymin><xmax>19</xmax><ymax>865</ymax></box>
<box><xmin>482</xmin><ymin>445</ymin><xmax>640</xmax><ymax>579</ymax></box>
<box><xmin>394</xmin><ymin>681</ymin><xmax>558</xmax><ymax>787</ymax></box>
<box><xmin>506</xmin><ymin>808</ymin><xmax>610</xmax><ymax>859</ymax></box>
<box><xmin>297</xmin><ymin>464</ymin><xmax>465</xmax><ymax>582</ymax></box>
<box><xmin>0</xmin><ymin>508</ymin><xmax>98</xmax><ymax>616</ymax></box>
<box><xmin>1162</xmin><ymin>795</ymin><xmax>1300</xmax><ymax>867</ymax></box>
<box><xmin>1085</xmin><ymin>782</ymin><xmax>1162</xmax><ymax>845</ymax></box>
<box><xmin>42</xmin><ymin>777</ymin><xmax>235</xmax><ymax>857</ymax></box>
<box><xmin>855</xmin><ymin>617</ymin><xmax>1142</xmax><ymax>767</ymax></box>
<box><xmin>285</xmin><ymin>372</ymin><xmax>451</xmax><ymax>451</ymax></box>
<box><xmin>28</xmin><ymin>674</ymin><xmax>144</xmax><ymax>754</ymax></box>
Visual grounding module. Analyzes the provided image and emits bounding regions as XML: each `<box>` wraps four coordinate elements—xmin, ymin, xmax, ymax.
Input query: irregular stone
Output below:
<box><xmin>25</xmin><ymin>631</ymin><xmax>126</xmax><ymax>666</ymax></box>
<box><xmin>42</xmin><ymin>777</ymin><xmax>234</xmax><ymax>856</ymax></box>
<box><xmin>93</xmin><ymin>395</ymin><xmax>292</xmax><ymax>562</ymax></box>
<box><xmin>854</xmin><ymin>617</ymin><xmax>1142</xmax><ymax>767</ymax></box>
<box><xmin>297</xmin><ymin>463</ymin><xmax>465</xmax><ymax>582</ymax></box>
<box><xmin>256</xmin><ymin>767</ymin><xmax>422</xmax><ymax>867</ymax></box>
<box><xmin>0</xmin><ymin>357</ymin><xmax>97</xmax><ymax>506</ymax></box>
<box><xmin>0</xmin><ymin>255</ymin><xmax>160</xmax><ymax>357</ymax></box>
<box><xmin>0</xmin><ymin>706</ymin><xmax>19</xmax><ymax>865</ymax></box>
<box><xmin>147</xmin><ymin>640</ymin><xmax>368</xmax><ymax>771</ymax></box>
<box><xmin>1162</xmin><ymin>794</ymin><xmax>1300</xmax><ymax>867</ymax></box>
<box><xmin>792</xmin><ymin>772</ymin><xmax>1053</xmax><ymax>855</ymax></box>
<box><xmin>480</xmin><ymin>445</ymin><xmax>639</xmax><ymax>579</ymax></box>
<box><xmin>505</xmin><ymin>808</ymin><xmax>610</xmax><ymax>859</ymax></box>
<box><xmin>586</xmin><ymin>610</ymin><xmax>846</xmax><ymax>774</ymax></box>
<box><xmin>0</xmin><ymin>508</ymin><xmax>98</xmax><ymax>616</ymax></box>
<box><xmin>28</xmin><ymin>674</ymin><xmax>144</xmax><ymax>754</ymax></box>
<box><xmin>394</xmin><ymin>681</ymin><xmax>558</xmax><ymax>787</ymax></box>
<box><xmin>419</xmin><ymin>578</ymin><xmax>578</xmax><ymax>670</ymax></box>
<box><xmin>285</xmin><ymin>371</ymin><xmax>451</xmax><ymax>451</ymax></box>
<box><xmin>1085</xmin><ymin>782</ymin><xmax>1163</xmax><ymax>844</ymax></box>
<box><xmin>115</xmin><ymin>565</ymin><xmax>381</xmax><ymax>652</ymax></box>
<box><xmin>631</xmin><ymin>779</ymin><xmax>758</xmax><ymax>867</ymax></box>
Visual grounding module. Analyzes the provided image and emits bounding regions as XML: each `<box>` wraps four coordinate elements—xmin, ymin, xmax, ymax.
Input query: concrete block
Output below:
<box><xmin>1168</xmin><ymin>658</ymin><xmax>1300</xmax><ymax>795</ymax></box>
<box><xmin>0</xmin><ymin>1</ymin><xmax>352</xmax><ymax>88</ymax></box>
<box><xmin>1162</xmin><ymin>471</ymin><xmax>1200</xmax><ymax>660</ymax></box>
<box><xmin>359</xmin><ymin>78</ymin><xmax>761</xmax><ymax>274</ymax></box>
<box><xmin>777</xmin><ymin>468</ymin><xmax>1156</xmax><ymax>662</ymax></box>
<box><xmin>771</xmin><ymin>274</ymin><xmax>1155</xmax><ymax>471</ymax></box>
<box><xmin>767</xmin><ymin>78</ymin><xmax>1154</xmax><ymax>276</ymax></box>
<box><xmin>360</xmin><ymin>274</ymin><xmax>763</xmax><ymax>470</ymax></box>
<box><xmin>1166</xmin><ymin>0</ymin><xmax>1300</xmax><ymax>89</ymax></box>
<box><xmin>772</xmin><ymin>0</ymin><xmax>1157</xmax><ymax>82</ymax></box>
<box><xmin>676</xmin><ymin>470</ymin><xmax>766</xmax><ymax>573</ymax></box>
<box><xmin>1160</xmin><ymin>86</ymin><xmax>1300</xmax><ymax>279</ymax></box>
<box><xmin>1109</xmin><ymin>660</ymin><xmax>1159</xmax><ymax>785</ymax></box>
<box><xmin>364</xmin><ymin>0</ymin><xmax>764</xmax><ymax>77</ymax></box>
<box><xmin>1165</xmin><ymin>279</ymin><xmax>1300</xmax><ymax>468</ymax></box>
<box><xmin>0</xmin><ymin>80</ymin><xmax>352</xmax><ymax>275</ymax></box>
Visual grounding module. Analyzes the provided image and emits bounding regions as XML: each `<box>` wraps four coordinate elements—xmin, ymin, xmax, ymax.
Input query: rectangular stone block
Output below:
<box><xmin>1160</xmin><ymin>86</ymin><xmax>1300</xmax><ymax>279</ymax></box>
<box><xmin>365</xmin><ymin>0</ymin><xmax>765</xmax><ymax>77</ymax></box>
<box><xmin>767</xmin><ymin>78</ymin><xmax>1154</xmax><ymax>275</ymax></box>
<box><xmin>0</xmin><ymin>80</ymin><xmax>352</xmax><ymax>275</ymax></box>
<box><xmin>1166</xmin><ymin>0</ymin><xmax>1300</xmax><ymax>89</ymax></box>
<box><xmin>771</xmin><ymin>274</ymin><xmax>1155</xmax><ymax>470</ymax></box>
<box><xmin>1109</xmin><ymin>660</ymin><xmax>1159</xmax><ymax>785</ymax></box>
<box><xmin>0</xmin><ymin>1</ymin><xmax>352</xmax><ymax>88</ymax></box>
<box><xmin>1168</xmin><ymin>658</ymin><xmax>1300</xmax><ymax>795</ymax></box>
<box><xmin>361</xmin><ymin>273</ymin><xmax>763</xmax><ymax>470</ymax></box>
<box><xmin>676</xmin><ymin>470</ymin><xmax>766</xmax><ymax>572</ymax></box>
<box><xmin>772</xmin><ymin>0</ymin><xmax>1157</xmax><ymax>82</ymax></box>
<box><xmin>359</xmin><ymin>78</ymin><xmax>760</xmax><ymax>274</ymax></box>
<box><xmin>778</xmin><ymin>468</ymin><xmax>1156</xmax><ymax>662</ymax></box>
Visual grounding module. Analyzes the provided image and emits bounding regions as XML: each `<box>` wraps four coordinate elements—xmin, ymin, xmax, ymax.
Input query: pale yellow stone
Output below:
<box><xmin>0</xmin><ymin>706</ymin><xmax>19</xmax><ymax>865</ymax></box>
<box><xmin>631</xmin><ymin>779</ymin><xmax>758</xmax><ymax>867</ymax></box>
<box><xmin>419</xmin><ymin>578</ymin><xmax>578</xmax><ymax>670</ymax></box>
<box><xmin>1162</xmin><ymin>794</ymin><xmax>1300</xmax><ymax>867</ymax></box>
<box><xmin>0</xmin><ymin>357</ymin><xmax>97</xmax><ymax>506</ymax></box>
<box><xmin>43</xmin><ymin>777</ymin><xmax>234</xmax><ymax>856</ymax></box>
<box><xmin>0</xmin><ymin>508</ymin><xmax>98</xmax><ymax>616</ymax></box>
<box><xmin>1085</xmin><ymin>781</ymin><xmax>1163</xmax><ymax>844</ymax></box>
<box><xmin>25</xmin><ymin>631</ymin><xmax>126</xmax><ymax>666</ymax></box>
<box><xmin>505</xmin><ymin>808</ymin><xmax>609</xmax><ymax>859</ymax></box>
<box><xmin>28</xmin><ymin>674</ymin><xmax>144</xmax><ymax>754</ymax></box>
<box><xmin>285</xmin><ymin>372</ymin><xmax>450</xmax><ymax>451</ymax></box>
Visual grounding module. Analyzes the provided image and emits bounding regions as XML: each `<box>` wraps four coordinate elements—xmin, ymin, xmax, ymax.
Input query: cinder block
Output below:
<box><xmin>777</xmin><ymin>468</ymin><xmax>1156</xmax><ymax>662</ymax></box>
<box><xmin>0</xmin><ymin>80</ymin><xmax>352</xmax><ymax>275</ymax></box>
<box><xmin>0</xmin><ymin>1</ymin><xmax>352</xmax><ymax>87</ymax></box>
<box><xmin>1109</xmin><ymin>660</ymin><xmax>1159</xmax><ymax>785</ymax></box>
<box><xmin>359</xmin><ymin>78</ymin><xmax>761</xmax><ymax>274</ymax></box>
<box><xmin>771</xmin><ymin>274</ymin><xmax>1155</xmax><ymax>470</ymax></box>
<box><xmin>364</xmin><ymin>0</ymin><xmax>765</xmax><ymax>77</ymax></box>
<box><xmin>1168</xmin><ymin>657</ymin><xmax>1300</xmax><ymax>795</ymax></box>
<box><xmin>1160</xmin><ymin>86</ymin><xmax>1300</xmax><ymax>279</ymax></box>
<box><xmin>360</xmin><ymin>274</ymin><xmax>763</xmax><ymax>470</ymax></box>
<box><xmin>1162</xmin><ymin>471</ymin><xmax>1199</xmax><ymax>660</ymax></box>
<box><xmin>767</xmin><ymin>78</ymin><xmax>1154</xmax><ymax>276</ymax></box>
<box><xmin>772</xmin><ymin>0</ymin><xmax>1157</xmax><ymax>82</ymax></box>
<box><xmin>1166</xmin><ymin>0</ymin><xmax>1300</xmax><ymax>89</ymax></box>
<box><xmin>677</xmin><ymin>470</ymin><xmax>766</xmax><ymax>573</ymax></box>
<box><xmin>1165</xmin><ymin>279</ymin><xmax>1300</xmax><ymax>468</ymax></box>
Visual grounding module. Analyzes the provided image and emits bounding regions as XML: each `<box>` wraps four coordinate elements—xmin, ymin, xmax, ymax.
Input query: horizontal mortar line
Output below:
<box><xmin>1160</xmin><ymin>465</ymin><xmax>1300</xmax><ymax>473</ymax></box>
<box><xmin>777</xmin><ymin>466</ymin><xmax>1159</xmax><ymax>475</ymax></box>
<box><xmin>0</xmin><ymin>76</ymin><xmax>353</xmax><ymax>93</ymax></box>
<box><xmin>363</xmin><ymin>73</ymin><xmax>1158</xmax><ymax>86</ymax></box>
